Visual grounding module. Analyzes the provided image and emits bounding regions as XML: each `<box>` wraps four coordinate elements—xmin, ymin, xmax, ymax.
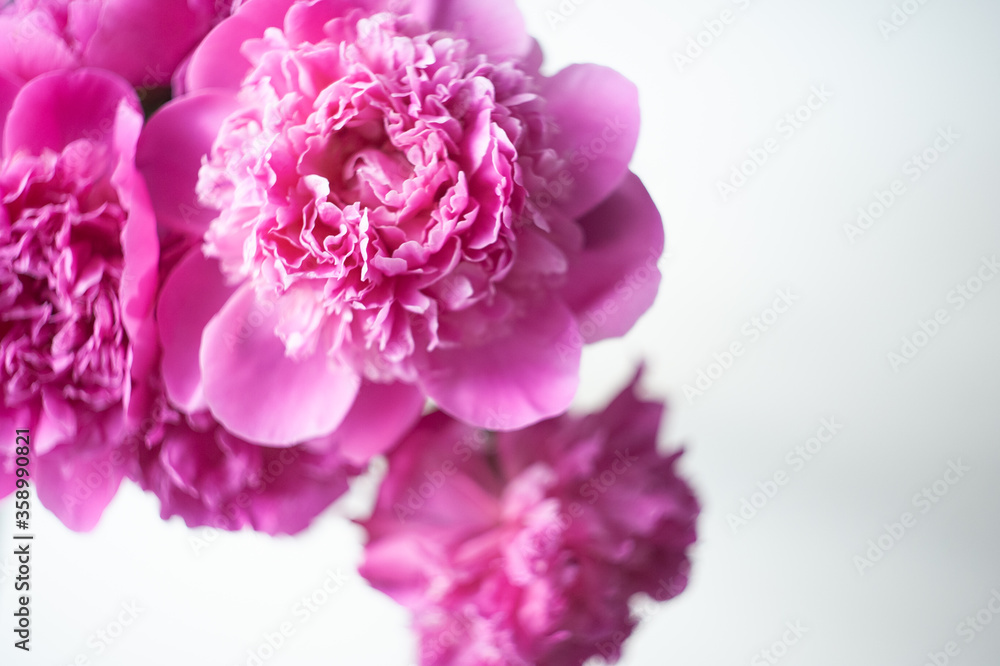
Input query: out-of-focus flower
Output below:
<box><xmin>0</xmin><ymin>0</ymin><xmax>236</xmax><ymax>88</ymax></box>
<box><xmin>133</xmin><ymin>249</ymin><xmax>424</xmax><ymax>532</ymax></box>
<box><xmin>359</xmin><ymin>373</ymin><xmax>699</xmax><ymax>665</ymax></box>
<box><xmin>139</xmin><ymin>0</ymin><xmax>665</xmax><ymax>443</ymax></box>
<box><xmin>0</xmin><ymin>68</ymin><xmax>158</xmax><ymax>530</ymax></box>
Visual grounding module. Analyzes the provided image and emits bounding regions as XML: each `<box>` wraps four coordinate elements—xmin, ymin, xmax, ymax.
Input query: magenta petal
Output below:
<box><xmin>418</xmin><ymin>298</ymin><xmax>581</xmax><ymax>430</ymax></box>
<box><xmin>542</xmin><ymin>64</ymin><xmax>640</xmax><ymax>218</ymax></box>
<box><xmin>411</xmin><ymin>0</ymin><xmax>531</xmax><ymax>60</ymax></box>
<box><xmin>200</xmin><ymin>284</ymin><xmax>361</xmax><ymax>445</ymax></box>
<box><xmin>2</xmin><ymin>67</ymin><xmax>140</xmax><ymax>158</ymax></box>
<box><xmin>0</xmin><ymin>72</ymin><xmax>20</xmax><ymax>132</ymax></box>
<box><xmin>0</xmin><ymin>16</ymin><xmax>77</xmax><ymax>85</ymax></box>
<box><xmin>329</xmin><ymin>381</ymin><xmax>426</xmax><ymax>465</ymax></box>
<box><xmin>82</xmin><ymin>0</ymin><xmax>214</xmax><ymax>86</ymax></box>
<box><xmin>561</xmin><ymin>172</ymin><xmax>663</xmax><ymax>343</ymax></box>
<box><xmin>158</xmin><ymin>250</ymin><xmax>238</xmax><ymax>413</ymax></box>
<box><xmin>119</xmin><ymin>177</ymin><xmax>160</xmax><ymax>422</ymax></box>
<box><xmin>137</xmin><ymin>91</ymin><xmax>239</xmax><ymax>237</ymax></box>
<box><xmin>185</xmin><ymin>0</ymin><xmax>296</xmax><ymax>92</ymax></box>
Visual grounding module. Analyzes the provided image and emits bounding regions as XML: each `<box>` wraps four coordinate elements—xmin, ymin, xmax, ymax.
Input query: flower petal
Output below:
<box><xmin>542</xmin><ymin>64</ymin><xmax>639</xmax><ymax>218</ymax></box>
<box><xmin>185</xmin><ymin>0</ymin><xmax>296</xmax><ymax>92</ymax></box>
<box><xmin>418</xmin><ymin>297</ymin><xmax>581</xmax><ymax>430</ymax></box>
<box><xmin>137</xmin><ymin>91</ymin><xmax>240</xmax><ymax>237</ymax></box>
<box><xmin>410</xmin><ymin>0</ymin><xmax>532</xmax><ymax>61</ymax></box>
<box><xmin>561</xmin><ymin>172</ymin><xmax>663</xmax><ymax>343</ymax></box>
<box><xmin>2</xmin><ymin>67</ymin><xmax>140</xmax><ymax>158</ymax></box>
<box><xmin>82</xmin><ymin>0</ymin><xmax>215</xmax><ymax>86</ymax></box>
<box><xmin>33</xmin><ymin>418</ymin><xmax>127</xmax><ymax>532</ymax></box>
<box><xmin>0</xmin><ymin>71</ymin><xmax>20</xmax><ymax>133</ymax></box>
<box><xmin>328</xmin><ymin>381</ymin><xmax>426</xmax><ymax>464</ymax></box>
<box><xmin>200</xmin><ymin>284</ymin><xmax>361</xmax><ymax>445</ymax></box>
<box><xmin>158</xmin><ymin>249</ymin><xmax>238</xmax><ymax>413</ymax></box>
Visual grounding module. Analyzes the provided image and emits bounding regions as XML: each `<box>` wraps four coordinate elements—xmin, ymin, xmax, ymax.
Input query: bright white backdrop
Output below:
<box><xmin>3</xmin><ymin>0</ymin><xmax>1000</xmax><ymax>664</ymax></box>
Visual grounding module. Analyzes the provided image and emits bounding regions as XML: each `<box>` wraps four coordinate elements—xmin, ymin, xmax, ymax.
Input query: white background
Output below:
<box><xmin>3</xmin><ymin>0</ymin><xmax>1000</xmax><ymax>664</ymax></box>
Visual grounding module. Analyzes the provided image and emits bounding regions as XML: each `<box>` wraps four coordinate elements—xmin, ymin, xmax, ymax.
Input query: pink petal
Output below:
<box><xmin>0</xmin><ymin>71</ymin><xmax>21</xmax><ymax>132</ymax></box>
<box><xmin>137</xmin><ymin>91</ymin><xmax>239</xmax><ymax>237</ymax></box>
<box><xmin>200</xmin><ymin>284</ymin><xmax>361</xmax><ymax>445</ymax></box>
<box><xmin>417</xmin><ymin>297</ymin><xmax>581</xmax><ymax>430</ymax></box>
<box><xmin>561</xmin><ymin>172</ymin><xmax>663</xmax><ymax>343</ymax></box>
<box><xmin>33</xmin><ymin>420</ymin><xmax>127</xmax><ymax>532</ymax></box>
<box><xmin>328</xmin><ymin>381</ymin><xmax>426</xmax><ymax>464</ymax></box>
<box><xmin>0</xmin><ymin>15</ymin><xmax>77</xmax><ymax>85</ymax></box>
<box><xmin>410</xmin><ymin>0</ymin><xmax>532</xmax><ymax>61</ymax></box>
<box><xmin>185</xmin><ymin>0</ymin><xmax>296</xmax><ymax>92</ymax></box>
<box><xmin>2</xmin><ymin>67</ymin><xmax>140</xmax><ymax>158</ymax></box>
<box><xmin>157</xmin><ymin>249</ymin><xmax>238</xmax><ymax>413</ymax></box>
<box><xmin>542</xmin><ymin>64</ymin><xmax>640</xmax><ymax>218</ymax></box>
<box><xmin>119</xmin><ymin>176</ymin><xmax>161</xmax><ymax>423</ymax></box>
<box><xmin>82</xmin><ymin>0</ymin><xmax>215</xmax><ymax>86</ymax></box>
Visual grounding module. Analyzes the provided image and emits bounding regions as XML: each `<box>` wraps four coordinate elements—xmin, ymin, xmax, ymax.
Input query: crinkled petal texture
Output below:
<box><xmin>133</xmin><ymin>378</ymin><xmax>424</xmax><ymax>535</ymax></box>
<box><xmin>0</xmin><ymin>0</ymin><xmax>236</xmax><ymax>86</ymax></box>
<box><xmin>360</xmin><ymin>373</ymin><xmax>700</xmax><ymax>666</ymax></box>
<box><xmin>141</xmin><ymin>0</ymin><xmax>665</xmax><ymax>432</ymax></box>
<box><xmin>0</xmin><ymin>68</ymin><xmax>157</xmax><ymax>530</ymax></box>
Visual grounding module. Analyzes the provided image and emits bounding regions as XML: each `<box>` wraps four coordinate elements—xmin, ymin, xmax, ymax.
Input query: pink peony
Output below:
<box><xmin>0</xmin><ymin>68</ymin><xmax>159</xmax><ymax>530</ymax></box>
<box><xmin>133</xmin><ymin>242</ymin><xmax>424</xmax><ymax>533</ymax></box>
<box><xmin>359</xmin><ymin>373</ymin><xmax>699</xmax><ymax>665</ymax></box>
<box><xmin>139</xmin><ymin>0</ymin><xmax>665</xmax><ymax>442</ymax></box>
<box><xmin>0</xmin><ymin>0</ymin><xmax>237</xmax><ymax>88</ymax></box>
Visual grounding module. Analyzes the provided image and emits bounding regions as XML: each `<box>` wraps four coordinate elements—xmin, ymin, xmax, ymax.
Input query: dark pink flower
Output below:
<box><xmin>360</xmin><ymin>374</ymin><xmax>699</xmax><ymax>665</ymax></box>
<box><xmin>0</xmin><ymin>68</ymin><xmax>158</xmax><ymax>530</ymax></box>
<box><xmin>0</xmin><ymin>0</ymin><xmax>236</xmax><ymax>88</ymax></box>
<box><xmin>133</xmin><ymin>377</ymin><xmax>423</xmax><ymax>534</ymax></box>
<box><xmin>139</xmin><ymin>0</ymin><xmax>664</xmax><ymax>443</ymax></box>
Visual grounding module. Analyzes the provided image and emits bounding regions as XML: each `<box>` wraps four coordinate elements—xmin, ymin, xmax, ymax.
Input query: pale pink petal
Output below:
<box><xmin>200</xmin><ymin>284</ymin><xmax>361</xmax><ymax>445</ymax></box>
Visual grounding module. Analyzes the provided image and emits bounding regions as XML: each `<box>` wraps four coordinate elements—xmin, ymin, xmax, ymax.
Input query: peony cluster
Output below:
<box><xmin>0</xmin><ymin>0</ymin><xmax>697</xmax><ymax>662</ymax></box>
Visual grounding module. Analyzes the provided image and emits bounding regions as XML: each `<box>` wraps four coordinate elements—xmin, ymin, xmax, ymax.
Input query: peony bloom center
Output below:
<box><xmin>198</xmin><ymin>9</ymin><xmax>563</xmax><ymax>380</ymax></box>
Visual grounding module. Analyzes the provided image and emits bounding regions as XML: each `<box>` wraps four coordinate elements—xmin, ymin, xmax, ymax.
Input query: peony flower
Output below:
<box><xmin>138</xmin><ymin>0</ymin><xmax>665</xmax><ymax>443</ymax></box>
<box><xmin>0</xmin><ymin>68</ymin><xmax>159</xmax><ymax>530</ymax></box>
<box><xmin>359</xmin><ymin>373</ymin><xmax>699</xmax><ymax>666</ymax></box>
<box><xmin>0</xmin><ymin>0</ymin><xmax>237</xmax><ymax>88</ymax></box>
<box><xmin>133</xmin><ymin>242</ymin><xmax>425</xmax><ymax>533</ymax></box>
